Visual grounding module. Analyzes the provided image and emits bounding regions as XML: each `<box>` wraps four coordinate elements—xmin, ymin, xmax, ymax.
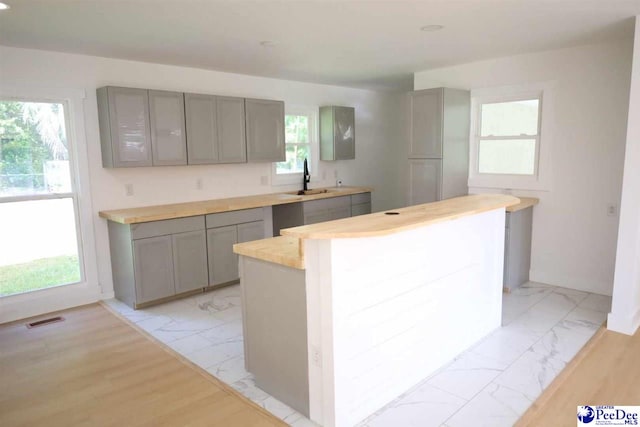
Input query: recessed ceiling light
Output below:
<box><xmin>0</xmin><ymin>2</ymin><xmax>10</xmax><ymax>10</ymax></box>
<box><xmin>420</xmin><ymin>24</ymin><xmax>444</xmax><ymax>32</ymax></box>
<box><xmin>260</xmin><ymin>41</ymin><xmax>276</xmax><ymax>48</ymax></box>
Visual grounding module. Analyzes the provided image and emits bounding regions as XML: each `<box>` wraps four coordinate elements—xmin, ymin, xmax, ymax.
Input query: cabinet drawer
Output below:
<box><xmin>131</xmin><ymin>216</ymin><xmax>205</xmax><ymax>240</ymax></box>
<box><xmin>351</xmin><ymin>202</ymin><xmax>371</xmax><ymax>217</ymax></box>
<box><xmin>351</xmin><ymin>192</ymin><xmax>371</xmax><ymax>205</ymax></box>
<box><xmin>303</xmin><ymin>195</ymin><xmax>351</xmax><ymax>214</ymax></box>
<box><xmin>206</xmin><ymin>208</ymin><xmax>264</xmax><ymax>228</ymax></box>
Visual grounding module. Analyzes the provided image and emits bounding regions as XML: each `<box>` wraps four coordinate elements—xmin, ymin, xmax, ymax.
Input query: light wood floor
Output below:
<box><xmin>0</xmin><ymin>303</ymin><xmax>286</xmax><ymax>427</ymax></box>
<box><xmin>517</xmin><ymin>326</ymin><xmax>640</xmax><ymax>426</ymax></box>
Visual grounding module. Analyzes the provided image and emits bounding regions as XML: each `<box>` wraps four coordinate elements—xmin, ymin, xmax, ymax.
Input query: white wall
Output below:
<box><xmin>0</xmin><ymin>45</ymin><xmax>408</xmax><ymax>301</ymax></box>
<box><xmin>609</xmin><ymin>17</ymin><xmax>640</xmax><ymax>335</ymax></box>
<box><xmin>414</xmin><ymin>40</ymin><xmax>633</xmax><ymax>295</ymax></box>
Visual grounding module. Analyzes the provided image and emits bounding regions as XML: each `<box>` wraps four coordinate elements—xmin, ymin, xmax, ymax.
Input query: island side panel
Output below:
<box><xmin>239</xmin><ymin>256</ymin><xmax>310</xmax><ymax>416</ymax></box>
<box><xmin>305</xmin><ymin>208</ymin><xmax>506</xmax><ymax>427</ymax></box>
<box><xmin>107</xmin><ymin>221</ymin><xmax>136</xmax><ymax>308</ymax></box>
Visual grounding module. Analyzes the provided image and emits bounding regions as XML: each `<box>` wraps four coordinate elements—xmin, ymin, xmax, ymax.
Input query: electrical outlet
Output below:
<box><xmin>322</xmin><ymin>170</ymin><xmax>327</xmax><ymax>180</ymax></box>
<box><xmin>260</xmin><ymin>176</ymin><xmax>269</xmax><ymax>186</ymax></box>
<box><xmin>311</xmin><ymin>345</ymin><xmax>321</xmax><ymax>367</ymax></box>
<box><xmin>125</xmin><ymin>183</ymin><xmax>134</xmax><ymax>196</ymax></box>
<box><xmin>333</xmin><ymin>169</ymin><xmax>338</xmax><ymax>178</ymax></box>
<box><xmin>607</xmin><ymin>204</ymin><xmax>618</xmax><ymax>217</ymax></box>
<box><xmin>196</xmin><ymin>178</ymin><xmax>203</xmax><ymax>190</ymax></box>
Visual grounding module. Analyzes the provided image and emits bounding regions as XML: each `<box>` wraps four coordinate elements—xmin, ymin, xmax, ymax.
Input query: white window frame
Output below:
<box><xmin>0</xmin><ymin>86</ymin><xmax>100</xmax><ymax>323</ymax></box>
<box><xmin>469</xmin><ymin>82</ymin><xmax>554</xmax><ymax>191</ymax></box>
<box><xmin>271</xmin><ymin>106</ymin><xmax>319</xmax><ymax>186</ymax></box>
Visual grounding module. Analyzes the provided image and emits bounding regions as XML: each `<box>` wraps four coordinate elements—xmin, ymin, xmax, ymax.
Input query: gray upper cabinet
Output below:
<box><xmin>409</xmin><ymin>88</ymin><xmax>470</xmax><ymax>204</ymax></box>
<box><xmin>320</xmin><ymin>106</ymin><xmax>355</xmax><ymax>161</ymax></box>
<box><xmin>185</xmin><ymin>94</ymin><xmax>247</xmax><ymax>165</ymax></box>
<box><xmin>185</xmin><ymin>93</ymin><xmax>218</xmax><ymax>164</ymax></box>
<box><xmin>99</xmin><ymin>86</ymin><xmax>284</xmax><ymax>167</ymax></box>
<box><xmin>149</xmin><ymin>90</ymin><xmax>187</xmax><ymax>166</ymax></box>
<box><xmin>245</xmin><ymin>98</ymin><xmax>285</xmax><ymax>162</ymax></box>
<box><xmin>410</xmin><ymin>88</ymin><xmax>443</xmax><ymax>159</ymax></box>
<box><xmin>97</xmin><ymin>86</ymin><xmax>153</xmax><ymax>167</ymax></box>
<box><xmin>217</xmin><ymin>96</ymin><xmax>247</xmax><ymax>163</ymax></box>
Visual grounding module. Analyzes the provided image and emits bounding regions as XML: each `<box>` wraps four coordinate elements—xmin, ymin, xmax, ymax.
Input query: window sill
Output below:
<box><xmin>468</xmin><ymin>174</ymin><xmax>551</xmax><ymax>192</ymax></box>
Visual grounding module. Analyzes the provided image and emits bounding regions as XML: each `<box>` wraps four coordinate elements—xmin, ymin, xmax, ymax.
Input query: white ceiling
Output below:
<box><xmin>1</xmin><ymin>0</ymin><xmax>639</xmax><ymax>90</ymax></box>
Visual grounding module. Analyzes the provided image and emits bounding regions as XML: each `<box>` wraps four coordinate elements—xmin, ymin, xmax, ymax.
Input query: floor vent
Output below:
<box><xmin>26</xmin><ymin>316</ymin><xmax>65</xmax><ymax>329</ymax></box>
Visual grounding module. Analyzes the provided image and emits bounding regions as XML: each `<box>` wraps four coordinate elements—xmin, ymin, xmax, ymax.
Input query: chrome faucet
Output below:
<box><xmin>303</xmin><ymin>158</ymin><xmax>310</xmax><ymax>191</ymax></box>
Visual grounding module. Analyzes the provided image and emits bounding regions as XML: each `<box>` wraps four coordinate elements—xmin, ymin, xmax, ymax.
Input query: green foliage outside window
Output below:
<box><xmin>0</xmin><ymin>101</ymin><xmax>68</xmax><ymax>193</ymax></box>
<box><xmin>278</xmin><ymin>114</ymin><xmax>311</xmax><ymax>174</ymax></box>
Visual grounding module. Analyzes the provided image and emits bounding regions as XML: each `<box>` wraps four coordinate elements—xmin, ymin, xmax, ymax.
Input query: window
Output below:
<box><xmin>0</xmin><ymin>100</ymin><xmax>82</xmax><ymax>296</ymax></box>
<box><xmin>272</xmin><ymin>107</ymin><xmax>317</xmax><ymax>185</ymax></box>
<box><xmin>469</xmin><ymin>83</ymin><xmax>553</xmax><ymax>191</ymax></box>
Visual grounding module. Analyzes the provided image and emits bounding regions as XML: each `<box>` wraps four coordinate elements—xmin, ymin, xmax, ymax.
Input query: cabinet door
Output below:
<box><xmin>304</xmin><ymin>211</ymin><xmax>331</xmax><ymax>225</ymax></box>
<box><xmin>245</xmin><ymin>99</ymin><xmax>285</xmax><ymax>162</ymax></box>
<box><xmin>207</xmin><ymin>225</ymin><xmax>239</xmax><ymax>286</ymax></box>
<box><xmin>133</xmin><ymin>235</ymin><xmax>175</xmax><ymax>303</ymax></box>
<box><xmin>409</xmin><ymin>159</ymin><xmax>442</xmax><ymax>205</ymax></box>
<box><xmin>334</xmin><ymin>106</ymin><xmax>355</xmax><ymax>160</ymax></box>
<box><xmin>217</xmin><ymin>96</ymin><xmax>247</xmax><ymax>163</ymax></box>
<box><xmin>351</xmin><ymin>203</ymin><xmax>371</xmax><ymax>217</ymax></box>
<box><xmin>172</xmin><ymin>230</ymin><xmax>209</xmax><ymax>293</ymax></box>
<box><xmin>185</xmin><ymin>93</ymin><xmax>218</xmax><ymax>165</ymax></box>
<box><xmin>107</xmin><ymin>87</ymin><xmax>153</xmax><ymax>167</ymax></box>
<box><xmin>149</xmin><ymin>90</ymin><xmax>187</xmax><ymax>166</ymax></box>
<box><xmin>329</xmin><ymin>206</ymin><xmax>351</xmax><ymax>221</ymax></box>
<box><xmin>410</xmin><ymin>88</ymin><xmax>443</xmax><ymax>158</ymax></box>
<box><xmin>237</xmin><ymin>221</ymin><xmax>264</xmax><ymax>243</ymax></box>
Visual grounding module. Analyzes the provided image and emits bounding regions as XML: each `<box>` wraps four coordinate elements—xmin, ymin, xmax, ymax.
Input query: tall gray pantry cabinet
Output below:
<box><xmin>409</xmin><ymin>88</ymin><xmax>470</xmax><ymax>204</ymax></box>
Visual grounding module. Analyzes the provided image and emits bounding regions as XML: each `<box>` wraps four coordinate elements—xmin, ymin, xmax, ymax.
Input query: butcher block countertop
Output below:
<box><xmin>506</xmin><ymin>197</ymin><xmax>539</xmax><ymax>212</ymax></box>
<box><xmin>280</xmin><ymin>194</ymin><xmax>520</xmax><ymax>240</ymax></box>
<box><xmin>99</xmin><ymin>187</ymin><xmax>372</xmax><ymax>224</ymax></box>
<box><xmin>233</xmin><ymin>236</ymin><xmax>304</xmax><ymax>270</ymax></box>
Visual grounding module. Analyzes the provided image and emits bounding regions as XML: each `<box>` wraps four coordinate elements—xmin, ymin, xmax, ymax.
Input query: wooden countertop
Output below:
<box><xmin>99</xmin><ymin>186</ymin><xmax>372</xmax><ymax>224</ymax></box>
<box><xmin>280</xmin><ymin>194</ymin><xmax>520</xmax><ymax>240</ymax></box>
<box><xmin>506</xmin><ymin>197</ymin><xmax>539</xmax><ymax>212</ymax></box>
<box><xmin>233</xmin><ymin>236</ymin><xmax>304</xmax><ymax>270</ymax></box>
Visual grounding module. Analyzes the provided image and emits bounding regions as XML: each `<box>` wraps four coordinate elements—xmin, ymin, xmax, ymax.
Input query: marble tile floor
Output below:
<box><xmin>105</xmin><ymin>282</ymin><xmax>610</xmax><ymax>427</ymax></box>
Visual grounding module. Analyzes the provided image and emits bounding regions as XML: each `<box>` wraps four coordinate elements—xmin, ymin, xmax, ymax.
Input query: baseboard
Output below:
<box><xmin>529</xmin><ymin>269</ymin><xmax>613</xmax><ymax>296</ymax></box>
<box><xmin>607</xmin><ymin>308</ymin><xmax>640</xmax><ymax>336</ymax></box>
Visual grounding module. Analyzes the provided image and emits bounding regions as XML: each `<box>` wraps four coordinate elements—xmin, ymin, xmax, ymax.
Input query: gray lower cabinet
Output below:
<box><xmin>272</xmin><ymin>192</ymin><xmax>371</xmax><ymax>235</ymax></box>
<box><xmin>206</xmin><ymin>208</ymin><xmax>266</xmax><ymax>286</ymax></box>
<box><xmin>245</xmin><ymin>98</ymin><xmax>285</xmax><ymax>162</ymax></box>
<box><xmin>172</xmin><ymin>230</ymin><xmax>209</xmax><ymax>293</ymax></box>
<box><xmin>108</xmin><ymin>216</ymin><xmax>208</xmax><ymax>308</ymax></box>
<box><xmin>97</xmin><ymin>86</ymin><xmax>153</xmax><ymax>167</ymax></box>
<box><xmin>504</xmin><ymin>207</ymin><xmax>534</xmax><ymax>291</ymax></box>
<box><xmin>133</xmin><ymin>235</ymin><xmax>175</xmax><ymax>303</ymax></box>
<box><xmin>207</xmin><ymin>225</ymin><xmax>239</xmax><ymax>286</ymax></box>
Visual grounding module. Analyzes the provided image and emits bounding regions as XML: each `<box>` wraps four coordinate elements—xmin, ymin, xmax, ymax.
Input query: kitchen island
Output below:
<box><xmin>233</xmin><ymin>194</ymin><xmax>519</xmax><ymax>427</ymax></box>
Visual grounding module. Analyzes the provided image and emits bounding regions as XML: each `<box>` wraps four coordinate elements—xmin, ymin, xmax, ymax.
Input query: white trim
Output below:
<box><xmin>0</xmin><ymin>86</ymin><xmax>100</xmax><ymax>323</ymax></box>
<box><xmin>272</xmin><ymin>105</ymin><xmax>319</xmax><ymax>186</ymax></box>
<box><xmin>469</xmin><ymin>82</ymin><xmax>555</xmax><ymax>191</ymax></box>
<box><xmin>607</xmin><ymin>309</ymin><xmax>640</xmax><ymax>336</ymax></box>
